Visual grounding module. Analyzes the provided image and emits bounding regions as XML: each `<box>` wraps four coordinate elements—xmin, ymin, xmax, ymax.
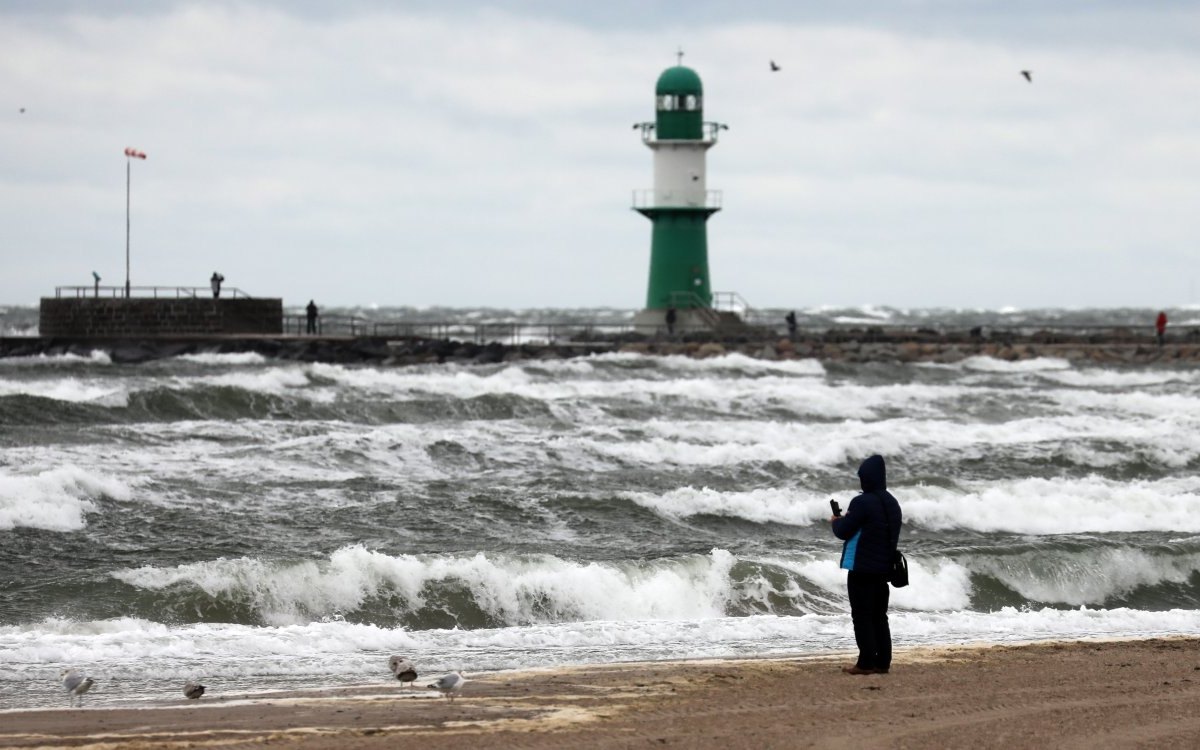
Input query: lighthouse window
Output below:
<box><xmin>657</xmin><ymin>94</ymin><xmax>679</xmax><ymax>111</ymax></box>
<box><xmin>684</xmin><ymin>94</ymin><xmax>700</xmax><ymax>111</ymax></box>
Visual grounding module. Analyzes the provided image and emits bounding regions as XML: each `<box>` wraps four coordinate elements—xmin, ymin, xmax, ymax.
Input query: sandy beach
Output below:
<box><xmin>5</xmin><ymin>637</ymin><xmax>1200</xmax><ymax>749</ymax></box>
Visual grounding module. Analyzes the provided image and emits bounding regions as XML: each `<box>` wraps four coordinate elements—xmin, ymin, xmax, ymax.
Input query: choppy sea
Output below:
<box><xmin>3</xmin><ymin>304</ymin><xmax>1200</xmax><ymax>710</ymax></box>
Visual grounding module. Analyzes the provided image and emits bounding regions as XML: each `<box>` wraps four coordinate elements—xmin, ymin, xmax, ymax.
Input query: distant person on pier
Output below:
<box><xmin>306</xmin><ymin>299</ymin><xmax>319</xmax><ymax>335</ymax></box>
<box><xmin>665</xmin><ymin>306</ymin><xmax>677</xmax><ymax>336</ymax></box>
<box><xmin>785</xmin><ymin>310</ymin><xmax>797</xmax><ymax>339</ymax></box>
<box><xmin>1156</xmin><ymin>311</ymin><xmax>1168</xmax><ymax>346</ymax></box>
<box><xmin>210</xmin><ymin>272</ymin><xmax>225</xmax><ymax>299</ymax></box>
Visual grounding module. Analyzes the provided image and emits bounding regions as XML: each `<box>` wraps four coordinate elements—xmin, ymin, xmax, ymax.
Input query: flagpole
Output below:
<box><xmin>123</xmin><ymin>147</ymin><xmax>145</xmax><ymax>298</ymax></box>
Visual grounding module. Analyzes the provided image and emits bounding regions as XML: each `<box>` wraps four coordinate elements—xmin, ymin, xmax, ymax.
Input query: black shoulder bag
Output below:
<box><xmin>880</xmin><ymin>493</ymin><xmax>909</xmax><ymax>588</ymax></box>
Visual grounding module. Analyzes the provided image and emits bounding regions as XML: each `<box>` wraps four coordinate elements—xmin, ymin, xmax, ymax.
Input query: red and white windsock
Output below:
<box><xmin>123</xmin><ymin>147</ymin><xmax>147</xmax><ymax>159</ymax></box>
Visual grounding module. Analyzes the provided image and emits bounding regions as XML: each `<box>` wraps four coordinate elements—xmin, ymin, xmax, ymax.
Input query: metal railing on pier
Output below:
<box><xmin>355</xmin><ymin>321</ymin><xmax>1190</xmax><ymax>346</ymax></box>
<box><xmin>284</xmin><ymin>317</ymin><xmax>643</xmax><ymax>345</ymax></box>
<box><xmin>282</xmin><ymin>314</ymin><xmax>371</xmax><ymax>337</ymax></box>
<box><xmin>56</xmin><ymin>285</ymin><xmax>251</xmax><ymax>299</ymax></box>
<box><xmin>391</xmin><ymin>321</ymin><xmax>638</xmax><ymax>345</ymax></box>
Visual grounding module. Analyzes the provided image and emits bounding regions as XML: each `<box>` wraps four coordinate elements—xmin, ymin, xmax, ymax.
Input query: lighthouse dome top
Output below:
<box><xmin>655</xmin><ymin>65</ymin><xmax>703</xmax><ymax>96</ymax></box>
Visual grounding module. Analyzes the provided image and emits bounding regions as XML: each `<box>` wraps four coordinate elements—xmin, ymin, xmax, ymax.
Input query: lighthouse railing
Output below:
<box><xmin>631</xmin><ymin>189</ymin><xmax>722</xmax><ymax>210</ymax></box>
<box><xmin>666</xmin><ymin>291</ymin><xmax>722</xmax><ymax>329</ymax></box>
<box><xmin>713</xmin><ymin>291</ymin><xmax>766</xmax><ymax>324</ymax></box>
<box><xmin>712</xmin><ymin>292</ymin><xmax>743</xmax><ymax>316</ymax></box>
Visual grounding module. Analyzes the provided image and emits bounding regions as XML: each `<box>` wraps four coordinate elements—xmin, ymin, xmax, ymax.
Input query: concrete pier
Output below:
<box><xmin>39</xmin><ymin>296</ymin><xmax>283</xmax><ymax>337</ymax></box>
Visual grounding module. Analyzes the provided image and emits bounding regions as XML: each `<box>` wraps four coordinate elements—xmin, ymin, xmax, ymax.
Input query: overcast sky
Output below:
<box><xmin>3</xmin><ymin>1</ymin><xmax>1198</xmax><ymax>310</ymax></box>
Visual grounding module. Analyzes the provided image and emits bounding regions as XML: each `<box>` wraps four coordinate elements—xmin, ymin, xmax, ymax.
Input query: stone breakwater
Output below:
<box><xmin>2</xmin><ymin>332</ymin><xmax>1199</xmax><ymax>365</ymax></box>
<box><xmin>714</xmin><ymin>337</ymin><xmax>1200</xmax><ymax>366</ymax></box>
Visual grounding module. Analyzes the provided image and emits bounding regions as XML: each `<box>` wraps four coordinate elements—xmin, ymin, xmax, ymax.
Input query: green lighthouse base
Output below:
<box><xmin>631</xmin><ymin>306</ymin><xmax>752</xmax><ymax>337</ymax></box>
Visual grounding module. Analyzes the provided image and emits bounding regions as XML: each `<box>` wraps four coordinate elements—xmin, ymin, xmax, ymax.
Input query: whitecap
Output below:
<box><xmin>0</xmin><ymin>466</ymin><xmax>130</xmax><ymax>531</ymax></box>
<box><xmin>112</xmin><ymin>546</ymin><xmax>740</xmax><ymax>627</ymax></box>
<box><xmin>173</xmin><ymin>352</ymin><xmax>269</xmax><ymax>366</ymax></box>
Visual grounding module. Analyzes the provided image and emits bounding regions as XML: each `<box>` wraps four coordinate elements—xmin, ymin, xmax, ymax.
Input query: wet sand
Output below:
<box><xmin>5</xmin><ymin>637</ymin><xmax>1200</xmax><ymax>749</ymax></box>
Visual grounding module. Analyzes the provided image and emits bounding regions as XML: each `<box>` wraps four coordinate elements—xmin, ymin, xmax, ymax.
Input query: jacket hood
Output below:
<box><xmin>857</xmin><ymin>455</ymin><xmax>887</xmax><ymax>492</ymax></box>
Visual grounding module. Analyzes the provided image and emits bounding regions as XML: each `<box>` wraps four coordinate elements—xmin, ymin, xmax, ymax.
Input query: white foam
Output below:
<box><xmin>827</xmin><ymin>305</ymin><xmax>897</xmax><ymax>325</ymax></box>
<box><xmin>624</xmin><ymin>486</ymin><xmax>821</xmax><ymax>526</ymax></box>
<box><xmin>1038</xmin><ymin>368</ymin><xmax>1200</xmax><ymax>388</ymax></box>
<box><xmin>0</xmin><ymin>617</ymin><xmax>418</xmax><ymax>676</ymax></box>
<box><xmin>14</xmin><ymin>403</ymin><xmax>1197</xmax><ymax>503</ymax></box>
<box><xmin>178</xmin><ymin>367</ymin><xmax>324</xmax><ymax>398</ymax></box>
<box><xmin>196</xmin><ymin>359</ymin><xmax>1200</xmax><ymax>434</ymax></box>
<box><xmin>1</xmin><ymin>420</ymin><xmax>441</xmax><ymax>489</ymax></box>
<box><xmin>112</xmin><ymin>546</ymin><xmax>739</xmax><ymax>627</ymax></box>
<box><xmin>631</xmin><ymin>352</ymin><xmax>826</xmax><ymax>377</ymax></box>
<box><xmin>963</xmin><ymin>547</ymin><xmax>1200</xmax><ymax>606</ymax></box>
<box><xmin>758</xmin><ymin>555</ymin><xmax>973</xmax><ymax>612</ymax></box>
<box><xmin>907</xmin><ymin>475</ymin><xmax>1200</xmax><ymax>534</ymax></box>
<box><xmin>299</xmin><ymin>357</ymin><xmax>830</xmax><ymax>411</ymax></box>
<box><xmin>625</xmin><ymin>474</ymin><xmax>1200</xmax><ymax>536</ymax></box>
<box><xmin>173</xmin><ymin>352</ymin><xmax>269</xmax><ymax>366</ymax></box>
<box><xmin>576</xmin><ymin>412</ymin><xmax>1200</xmax><ymax>472</ymax></box>
<box><xmin>0</xmin><ymin>376</ymin><xmax>128</xmax><ymax>405</ymax></box>
<box><xmin>0</xmin><ymin>350</ymin><xmax>111</xmax><ymax>367</ymax></box>
<box><xmin>958</xmin><ymin>355</ymin><xmax>1072</xmax><ymax>373</ymax></box>
<box><xmin>105</xmin><ymin>542</ymin><xmax>991</xmax><ymax>637</ymax></box>
<box><xmin>0</xmin><ymin>466</ymin><xmax>130</xmax><ymax>531</ymax></box>
<box><xmin>6</xmin><ymin>606</ymin><xmax>1200</xmax><ymax>708</ymax></box>
<box><xmin>1049</xmin><ymin>388</ymin><xmax>1200</xmax><ymax>420</ymax></box>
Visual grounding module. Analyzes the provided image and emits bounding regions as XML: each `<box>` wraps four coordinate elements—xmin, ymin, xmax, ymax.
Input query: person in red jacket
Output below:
<box><xmin>1156</xmin><ymin>311</ymin><xmax>1168</xmax><ymax>346</ymax></box>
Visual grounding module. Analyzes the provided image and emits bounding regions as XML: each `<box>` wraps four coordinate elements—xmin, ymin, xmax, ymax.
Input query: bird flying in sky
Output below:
<box><xmin>1021</xmin><ymin>70</ymin><xmax>1032</xmax><ymax>82</ymax></box>
<box><xmin>770</xmin><ymin>60</ymin><xmax>781</xmax><ymax>72</ymax></box>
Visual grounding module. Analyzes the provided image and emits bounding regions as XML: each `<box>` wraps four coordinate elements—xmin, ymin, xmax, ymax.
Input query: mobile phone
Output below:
<box><xmin>830</xmin><ymin>499</ymin><xmax>841</xmax><ymax>517</ymax></box>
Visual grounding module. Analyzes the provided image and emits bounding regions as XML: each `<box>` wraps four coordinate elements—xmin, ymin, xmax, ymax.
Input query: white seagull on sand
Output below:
<box><xmin>388</xmin><ymin>655</ymin><xmax>418</xmax><ymax>688</ymax></box>
<box><xmin>183</xmin><ymin>681</ymin><xmax>206</xmax><ymax>699</ymax></box>
<box><xmin>60</xmin><ymin>669</ymin><xmax>95</xmax><ymax>707</ymax></box>
<box><xmin>427</xmin><ymin>671</ymin><xmax>465</xmax><ymax>702</ymax></box>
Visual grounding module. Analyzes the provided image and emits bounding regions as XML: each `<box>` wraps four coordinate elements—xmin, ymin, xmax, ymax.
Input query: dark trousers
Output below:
<box><xmin>847</xmin><ymin>570</ymin><xmax>891</xmax><ymax>671</ymax></box>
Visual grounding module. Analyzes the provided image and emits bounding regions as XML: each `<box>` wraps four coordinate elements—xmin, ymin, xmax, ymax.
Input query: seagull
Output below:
<box><xmin>770</xmin><ymin>60</ymin><xmax>781</xmax><ymax>72</ymax></box>
<box><xmin>1021</xmin><ymin>70</ymin><xmax>1032</xmax><ymax>82</ymax></box>
<box><xmin>427</xmin><ymin>671</ymin><xmax>465</xmax><ymax>702</ymax></box>
<box><xmin>183</xmin><ymin>681</ymin><xmax>206</xmax><ymax>700</ymax></box>
<box><xmin>60</xmin><ymin>669</ymin><xmax>95</xmax><ymax>707</ymax></box>
<box><xmin>388</xmin><ymin>655</ymin><xmax>418</xmax><ymax>688</ymax></box>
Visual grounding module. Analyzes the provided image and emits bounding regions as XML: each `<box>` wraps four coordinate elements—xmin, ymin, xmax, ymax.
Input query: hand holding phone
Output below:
<box><xmin>830</xmin><ymin>499</ymin><xmax>841</xmax><ymax>518</ymax></box>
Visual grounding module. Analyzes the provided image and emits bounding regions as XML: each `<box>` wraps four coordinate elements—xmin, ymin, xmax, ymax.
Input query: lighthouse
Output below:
<box><xmin>632</xmin><ymin>56</ymin><xmax>727</xmax><ymax>333</ymax></box>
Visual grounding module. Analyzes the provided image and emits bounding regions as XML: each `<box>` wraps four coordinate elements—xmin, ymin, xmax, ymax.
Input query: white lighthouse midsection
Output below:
<box><xmin>651</xmin><ymin>142</ymin><xmax>712</xmax><ymax>208</ymax></box>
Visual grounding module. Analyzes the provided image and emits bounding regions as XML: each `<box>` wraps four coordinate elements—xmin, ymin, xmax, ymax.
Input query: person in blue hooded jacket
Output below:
<box><xmin>830</xmin><ymin>454</ymin><xmax>902</xmax><ymax>675</ymax></box>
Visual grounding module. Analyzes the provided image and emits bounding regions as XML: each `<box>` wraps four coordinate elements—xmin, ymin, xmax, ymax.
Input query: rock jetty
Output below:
<box><xmin>2</xmin><ymin>327</ymin><xmax>1199</xmax><ymax>366</ymax></box>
